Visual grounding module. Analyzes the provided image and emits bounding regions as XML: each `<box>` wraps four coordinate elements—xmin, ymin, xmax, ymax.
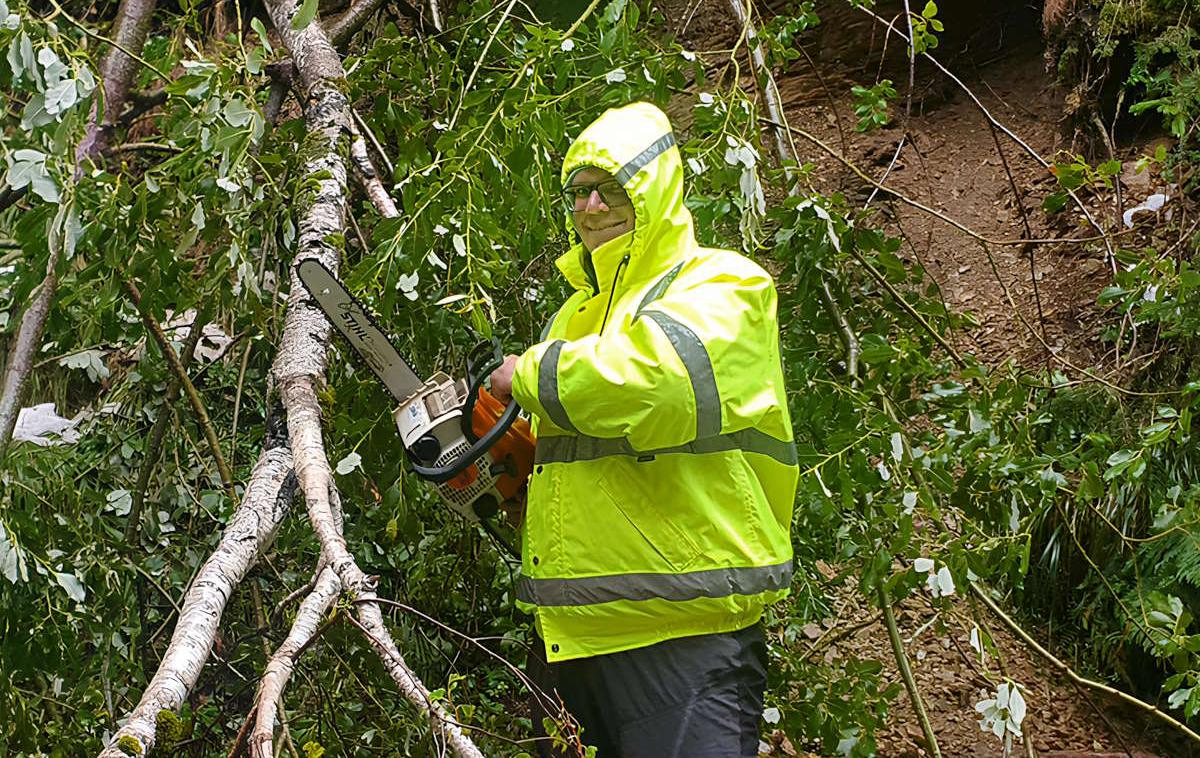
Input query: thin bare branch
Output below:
<box><xmin>125</xmin><ymin>313</ymin><xmax>208</xmax><ymax>542</ymax></box>
<box><xmin>124</xmin><ymin>280</ymin><xmax>236</xmax><ymax>497</ymax></box>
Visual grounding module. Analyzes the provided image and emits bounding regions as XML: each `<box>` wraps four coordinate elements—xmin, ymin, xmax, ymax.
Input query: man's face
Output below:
<box><xmin>565</xmin><ymin>167</ymin><xmax>636</xmax><ymax>252</ymax></box>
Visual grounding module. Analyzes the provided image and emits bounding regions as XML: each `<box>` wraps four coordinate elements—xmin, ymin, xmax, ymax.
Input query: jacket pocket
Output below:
<box><xmin>597</xmin><ymin>465</ymin><xmax>704</xmax><ymax>574</ymax></box>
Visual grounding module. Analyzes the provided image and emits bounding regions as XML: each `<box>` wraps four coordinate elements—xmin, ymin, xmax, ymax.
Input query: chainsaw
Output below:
<box><xmin>296</xmin><ymin>259</ymin><xmax>535</xmax><ymax>548</ymax></box>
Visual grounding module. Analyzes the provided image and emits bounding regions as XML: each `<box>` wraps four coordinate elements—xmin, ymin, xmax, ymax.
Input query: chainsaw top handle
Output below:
<box><xmin>461</xmin><ymin>338</ymin><xmax>504</xmax><ymax>444</ymax></box>
<box><xmin>408</xmin><ymin>393</ymin><xmax>522</xmax><ymax>483</ymax></box>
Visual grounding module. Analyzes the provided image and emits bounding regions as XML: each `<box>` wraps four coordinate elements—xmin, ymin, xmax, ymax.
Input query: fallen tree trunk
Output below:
<box><xmin>262</xmin><ymin>0</ymin><xmax>484</xmax><ymax>750</ymax></box>
<box><xmin>98</xmin><ymin>445</ymin><xmax>296</xmax><ymax>757</ymax></box>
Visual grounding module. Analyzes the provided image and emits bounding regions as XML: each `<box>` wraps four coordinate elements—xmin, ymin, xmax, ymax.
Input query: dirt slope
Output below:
<box><xmin>660</xmin><ymin>1</ymin><xmax>1189</xmax><ymax>756</ymax></box>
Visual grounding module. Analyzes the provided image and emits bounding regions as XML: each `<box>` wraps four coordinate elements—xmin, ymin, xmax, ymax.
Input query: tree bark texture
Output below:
<box><xmin>0</xmin><ymin>0</ymin><xmax>159</xmax><ymax>454</ymax></box>
<box><xmin>77</xmin><ymin>0</ymin><xmax>159</xmax><ymax>161</ymax></box>
<box><xmin>98</xmin><ymin>447</ymin><xmax>295</xmax><ymax>757</ymax></box>
<box><xmin>262</xmin><ymin>1</ymin><xmax>482</xmax><ymax>753</ymax></box>
<box><xmin>251</xmin><ymin>567</ymin><xmax>340</xmax><ymax>758</ymax></box>
<box><xmin>0</xmin><ymin>247</ymin><xmax>59</xmax><ymax>455</ymax></box>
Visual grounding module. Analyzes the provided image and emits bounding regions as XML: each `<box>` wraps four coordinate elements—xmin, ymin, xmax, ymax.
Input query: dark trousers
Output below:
<box><xmin>527</xmin><ymin>624</ymin><xmax>767</xmax><ymax>758</ymax></box>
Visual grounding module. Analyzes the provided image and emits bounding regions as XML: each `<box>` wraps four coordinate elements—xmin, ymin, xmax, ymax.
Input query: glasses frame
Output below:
<box><xmin>561</xmin><ymin>171</ymin><xmax>632</xmax><ymax>211</ymax></box>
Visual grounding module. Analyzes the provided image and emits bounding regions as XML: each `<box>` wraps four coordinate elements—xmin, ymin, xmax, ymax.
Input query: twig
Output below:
<box><xmin>124</xmin><ymin>279</ymin><xmax>236</xmax><ymax>497</ymax></box>
<box><xmin>974</xmin><ymin>239</ymin><xmax>1174</xmax><ymax>397</ymax></box>
<box><xmin>853</xmin><ymin>3</ymin><xmax>1118</xmax><ymax>272</ymax></box>
<box><xmin>445</xmin><ymin>0</ymin><xmax>518</xmax><ymax>134</ymax></box>
<box><xmin>349</xmin><ymin>127</ymin><xmax>400</xmax><ymax>218</ymax></box>
<box><xmin>427</xmin><ymin>0</ymin><xmax>444</xmax><ymax>32</ymax></box>
<box><xmin>971</xmin><ymin>582</ymin><xmax>1200</xmax><ymax>745</ymax></box>
<box><xmin>351</xmin><ymin>109</ymin><xmax>395</xmax><ymax>180</ymax></box>
<box><xmin>879</xmin><ymin>586</ymin><xmax>943</xmax><ymax>758</ymax></box>
<box><xmin>863</xmin><ymin>0</ymin><xmax>915</xmax><ymax>208</ymax></box>
<box><xmin>104</xmin><ymin>141</ymin><xmax>182</xmax><ymax>155</ymax></box>
<box><xmin>850</xmin><ymin>246</ymin><xmax>965</xmax><ymax>366</ymax></box>
<box><xmin>729</xmin><ymin>0</ymin><xmax>865</xmax><ymax>382</ymax></box>
<box><xmin>126</xmin><ymin>312</ymin><xmax>208</xmax><ymax>542</ymax></box>
<box><xmin>984</xmin><ymin>120</ymin><xmax>1050</xmax><ymax>352</ymax></box>
<box><xmin>762</xmin><ymin>116</ymin><xmax>1123</xmax><ymax>248</ymax></box>
<box><xmin>230</xmin><ymin>340</ymin><xmax>253</xmax><ymax>473</ymax></box>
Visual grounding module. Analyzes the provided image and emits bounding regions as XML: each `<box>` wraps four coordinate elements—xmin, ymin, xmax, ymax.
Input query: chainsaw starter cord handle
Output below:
<box><xmin>409</xmin><ymin>396</ymin><xmax>522</xmax><ymax>483</ymax></box>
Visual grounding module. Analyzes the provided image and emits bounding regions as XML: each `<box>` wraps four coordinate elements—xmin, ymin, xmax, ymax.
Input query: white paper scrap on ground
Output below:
<box><xmin>1123</xmin><ymin>193</ymin><xmax>1169</xmax><ymax>227</ymax></box>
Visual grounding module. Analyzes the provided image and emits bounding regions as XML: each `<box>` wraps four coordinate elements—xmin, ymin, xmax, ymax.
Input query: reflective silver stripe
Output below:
<box><xmin>538</xmin><ymin>340</ymin><xmax>578</xmax><ymax>433</ymax></box>
<box><xmin>515</xmin><ymin>560</ymin><xmax>792</xmax><ymax>607</ymax></box>
<box><xmin>534</xmin><ymin>428</ymin><xmax>797</xmax><ymax>466</ymax></box>
<box><xmin>636</xmin><ymin>261</ymin><xmax>685</xmax><ymax>313</ymax></box>
<box><xmin>641</xmin><ymin>309</ymin><xmax>721</xmax><ymax>439</ymax></box>
<box><xmin>615</xmin><ymin>132</ymin><xmax>677</xmax><ymax>185</ymax></box>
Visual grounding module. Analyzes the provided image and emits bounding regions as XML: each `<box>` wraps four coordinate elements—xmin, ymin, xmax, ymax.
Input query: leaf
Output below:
<box><xmin>934</xmin><ymin>565</ymin><xmax>956</xmax><ymax>596</ymax></box>
<box><xmin>335</xmin><ymin>452</ymin><xmax>362</xmax><ymax>475</ymax></box>
<box><xmin>251</xmin><ymin>17</ymin><xmax>274</xmax><ymax>55</ymax></box>
<box><xmin>1007</xmin><ymin>683</ymin><xmax>1026</xmax><ymax>726</ymax></box>
<box><xmin>106</xmin><ymin>489</ymin><xmax>133</xmax><ymax>516</ymax></box>
<box><xmin>291</xmin><ymin>0</ymin><xmax>318</xmax><ymax>31</ymax></box>
<box><xmin>1042</xmin><ymin>191</ymin><xmax>1068</xmax><ymax>213</ymax></box>
<box><xmin>55</xmin><ymin>571</ymin><xmax>86</xmax><ymax>602</ymax></box>
<box><xmin>223</xmin><ymin>98</ymin><xmax>254</xmax><ymax>127</ymax></box>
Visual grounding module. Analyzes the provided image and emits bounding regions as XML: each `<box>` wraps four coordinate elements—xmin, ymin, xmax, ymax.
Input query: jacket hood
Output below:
<box><xmin>555</xmin><ymin>102</ymin><xmax>697</xmax><ymax>294</ymax></box>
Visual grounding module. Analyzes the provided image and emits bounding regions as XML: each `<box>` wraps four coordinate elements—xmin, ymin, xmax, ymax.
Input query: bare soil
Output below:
<box><xmin>658</xmin><ymin>1</ymin><xmax>1193</xmax><ymax>756</ymax></box>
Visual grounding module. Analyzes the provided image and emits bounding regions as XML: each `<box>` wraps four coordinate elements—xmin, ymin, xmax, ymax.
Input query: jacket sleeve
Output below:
<box><xmin>510</xmin><ymin>265</ymin><xmax>782</xmax><ymax>451</ymax></box>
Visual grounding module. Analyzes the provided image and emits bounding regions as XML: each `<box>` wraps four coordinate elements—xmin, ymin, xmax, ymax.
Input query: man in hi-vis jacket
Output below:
<box><xmin>491</xmin><ymin>101</ymin><xmax>798</xmax><ymax>757</ymax></box>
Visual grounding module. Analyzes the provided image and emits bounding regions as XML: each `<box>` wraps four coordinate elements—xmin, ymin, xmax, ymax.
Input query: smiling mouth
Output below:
<box><xmin>586</xmin><ymin>220</ymin><xmax>628</xmax><ymax>232</ymax></box>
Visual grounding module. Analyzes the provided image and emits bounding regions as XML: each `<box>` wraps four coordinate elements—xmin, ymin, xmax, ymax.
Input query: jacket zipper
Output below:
<box><xmin>599</xmin><ymin>254</ymin><xmax>630</xmax><ymax>336</ymax></box>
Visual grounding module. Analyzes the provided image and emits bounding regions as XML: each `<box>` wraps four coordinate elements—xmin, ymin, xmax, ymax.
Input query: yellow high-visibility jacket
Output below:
<box><xmin>511</xmin><ymin>102</ymin><xmax>798</xmax><ymax>662</ymax></box>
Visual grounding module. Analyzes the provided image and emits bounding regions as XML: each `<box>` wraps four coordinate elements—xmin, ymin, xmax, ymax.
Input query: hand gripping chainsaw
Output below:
<box><xmin>297</xmin><ymin>259</ymin><xmax>535</xmax><ymax>536</ymax></box>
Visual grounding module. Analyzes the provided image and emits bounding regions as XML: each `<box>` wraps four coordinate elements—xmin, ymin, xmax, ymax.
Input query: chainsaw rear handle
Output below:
<box><xmin>408</xmin><ymin>396</ymin><xmax>522</xmax><ymax>484</ymax></box>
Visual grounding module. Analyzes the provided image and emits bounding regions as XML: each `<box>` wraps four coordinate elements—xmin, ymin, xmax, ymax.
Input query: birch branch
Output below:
<box><xmin>262</xmin><ymin>0</ymin><xmax>484</xmax><ymax>753</ymax></box>
<box><xmin>97</xmin><ymin>446</ymin><xmax>296</xmax><ymax>757</ymax></box>
<box><xmin>251</xmin><ymin>567</ymin><xmax>341</xmax><ymax>758</ymax></box>
<box><xmin>0</xmin><ymin>245</ymin><xmax>60</xmax><ymax>455</ymax></box>
<box><xmin>76</xmin><ymin>0</ymin><xmax>159</xmax><ymax>162</ymax></box>
<box><xmin>350</xmin><ymin>128</ymin><xmax>400</xmax><ymax>218</ymax></box>
<box><xmin>0</xmin><ymin>0</ymin><xmax>158</xmax><ymax>454</ymax></box>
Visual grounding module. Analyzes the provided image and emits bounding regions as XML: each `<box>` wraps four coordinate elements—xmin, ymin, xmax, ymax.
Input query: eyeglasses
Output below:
<box><xmin>560</xmin><ymin>180</ymin><xmax>631</xmax><ymax>210</ymax></box>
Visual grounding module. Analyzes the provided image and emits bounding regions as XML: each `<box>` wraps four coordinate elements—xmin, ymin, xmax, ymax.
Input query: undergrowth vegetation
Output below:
<box><xmin>1</xmin><ymin>0</ymin><xmax>1199</xmax><ymax>755</ymax></box>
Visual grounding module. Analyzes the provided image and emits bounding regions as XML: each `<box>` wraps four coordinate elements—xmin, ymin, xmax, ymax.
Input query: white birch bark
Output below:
<box><xmin>250</xmin><ymin>567</ymin><xmax>341</xmax><ymax>758</ymax></box>
<box><xmin>350</xmin><ymin>130</ymin><xmax>400</xmax><ymax>218</ymax></box>
<box><xmin>263</xmin><ymin>0</ymin><xmax>484</xmax><ymax>754</ymax></box>
<box><xmin>98</xmin><ymin>447</ymin><xmax>295</xmax><ymax>757</ymax></box>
